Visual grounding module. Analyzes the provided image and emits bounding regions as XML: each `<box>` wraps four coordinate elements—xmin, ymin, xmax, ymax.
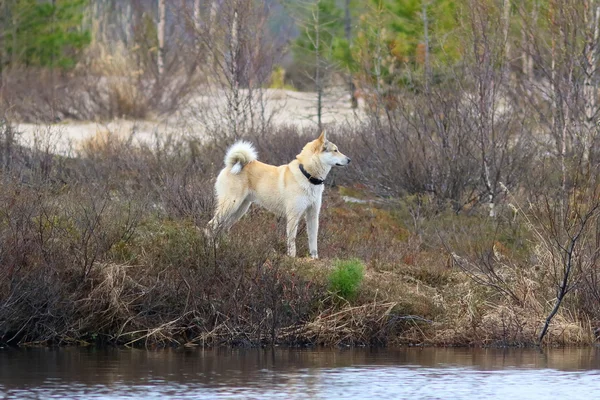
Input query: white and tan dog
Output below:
<box><xmin>207</xmin><ymin>131</ymin><xmax>350</xmax><ymax>258</ymax></box>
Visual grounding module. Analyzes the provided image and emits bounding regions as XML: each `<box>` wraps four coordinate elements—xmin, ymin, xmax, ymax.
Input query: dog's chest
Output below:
<box><xmin>300</xmin><ymin>184</ymin><xmax>324</xmax><ymax>207</ymax></box>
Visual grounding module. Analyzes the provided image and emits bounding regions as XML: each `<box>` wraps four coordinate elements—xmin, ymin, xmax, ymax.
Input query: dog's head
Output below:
<box><xmin>305</xmin><ymin>131</ymin><xmax>351</xmax><ymax>167</ymax></box>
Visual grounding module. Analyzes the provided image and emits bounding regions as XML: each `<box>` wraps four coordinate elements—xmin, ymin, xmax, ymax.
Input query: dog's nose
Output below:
<box><xmin>347</xmin><ymin>157</ymin><xmax>351</xmax><ymax>163</ymax></box>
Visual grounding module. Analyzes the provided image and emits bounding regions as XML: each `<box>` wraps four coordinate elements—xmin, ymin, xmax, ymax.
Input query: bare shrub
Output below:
<box><xmin>186</xmin><ymin>0</ymin><xmax>287</xmax><ymax>140</ymax></box>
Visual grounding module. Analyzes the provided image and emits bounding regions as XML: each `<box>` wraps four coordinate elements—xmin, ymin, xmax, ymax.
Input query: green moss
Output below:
<box><xmin>328</xmin><ymin>258</ymin><xmax>365</xmax><ymax>302</ymax></box>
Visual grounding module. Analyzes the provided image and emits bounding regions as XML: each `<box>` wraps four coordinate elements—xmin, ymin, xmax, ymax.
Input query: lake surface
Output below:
<box><xmin>1</xmin><ymin>346</ymin><xmax>599</xmax><ymax>399</ymax></box>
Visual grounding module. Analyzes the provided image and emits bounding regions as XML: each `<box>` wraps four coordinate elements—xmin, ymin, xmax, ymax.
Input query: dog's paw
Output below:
<box><xmin>310</xmin><ymin>252</ymin><xmax>319</xmax><ymax>260</ymax></box>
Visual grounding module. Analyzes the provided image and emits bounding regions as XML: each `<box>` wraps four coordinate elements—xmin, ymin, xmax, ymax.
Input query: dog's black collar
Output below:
<box><xmin>299</xmin><ymin>164</ymin><xmax>324</xmax><ymax>185</ymax></box>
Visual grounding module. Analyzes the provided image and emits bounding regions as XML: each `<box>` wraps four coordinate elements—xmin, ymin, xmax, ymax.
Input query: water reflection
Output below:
<box><xmin>0</xmin><ymin>347</ymin><xmax>599</xmax><ymax>399</ymax></box>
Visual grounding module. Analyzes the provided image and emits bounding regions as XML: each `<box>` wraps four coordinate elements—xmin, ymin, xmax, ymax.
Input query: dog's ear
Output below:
<box><xmin>317</xmin><ymin>130</ymin><xmax>327</xmax><ymax>143</ymax></box>
<box><xmin>311</xmin><ymin>130</ymin><xmax>327</xmax><ymax>152</ymax></box>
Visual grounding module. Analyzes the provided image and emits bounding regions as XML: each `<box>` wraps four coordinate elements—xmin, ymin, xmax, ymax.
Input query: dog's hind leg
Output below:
<box><xmin>226</xmin><ymin>198</ymin><xmax>252</xmax><ymax>228</ymax></box>
<box><xmin>207</xmin><ymin>196</ymin><xmax>249</xmax><ymax>235</ymax></box>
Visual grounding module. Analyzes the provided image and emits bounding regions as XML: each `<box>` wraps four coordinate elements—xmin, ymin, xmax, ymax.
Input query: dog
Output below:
<box><xmin>206</xmin><ymin>131</ymin><xmax>350</xmax><ymax>258</ymax></box>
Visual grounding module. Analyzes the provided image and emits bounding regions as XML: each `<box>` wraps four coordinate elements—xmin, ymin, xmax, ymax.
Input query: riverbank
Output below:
<box><xmin>0</xmin><ymin>123</ymin><xmax>598</xmax><ymax>348</ymax></box>
<box><xmin>0</xmin><ymin>188</ymin><xmax>594</xmax><ymax>348</ymax></box>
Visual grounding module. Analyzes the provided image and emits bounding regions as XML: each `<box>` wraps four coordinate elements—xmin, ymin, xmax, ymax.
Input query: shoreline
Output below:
<box><xmin>0</xmin><ymin>122</ymin><xmax>597</xmax><ymax>350</ymax></box>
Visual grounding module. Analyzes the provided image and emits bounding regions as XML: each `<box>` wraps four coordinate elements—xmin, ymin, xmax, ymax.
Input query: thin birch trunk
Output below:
<box><xmin>208</xmin><ymin>0</ymin><xmax>218</xmax><ymax>67</ymax></box>
<box><xmin>158</xmin><ymin>0</ymin><xmax>166</xmax><ymax>77</ymax></box>
<box><xmin>583</xmin><ymin>1</ymin><xmax>600</xmax><ymax>162</ymax></box>
<box><xmin>194</xmin><ymin>0</ymin><xmax>201</xmax><ymax>31</ymax></box>
<box><xmin>422</xmin><ymin>1</ymin><xmax>430</xmax><ymax>91</ymax></box>
<box><xmin>208</xmin><ymin>0</ymin><xmax>218</xmax><ymax>40</ymax></box>
<box><xmin>312</xmin><ymin>1</ymin><xmax>323</xmax><ymax>130</ymax></box>
<box><xmin>527</xmin><ymin>2</ymin><xmax>537</xmax><ymax>77</ymax></box>
<box><xmin>345</xmin><ymin>0</ymin><xmax>357</xmax><ymax>108</ymax></box>
<box><xmin>502</xmin><ymin>0</ymin><xmax>510</xmax><ymax>82</ymax></box>
<box><xmin>230</xmin><ymin>5</ymin><xmax>241</xmax><ymax>137</ymax></box>
<box><xmin>521</xmin><ymin>1</ymin><xmax>536</xmax><ymax>79</ymax></box>
<box><xmin>548</xmin><ymin>1</ymin><xmax>566</xmax><ymax>211</ymax></box>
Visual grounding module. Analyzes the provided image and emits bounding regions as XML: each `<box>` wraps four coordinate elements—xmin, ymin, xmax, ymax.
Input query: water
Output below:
<box><xmin>1</xmin><ymin>347</ymin><xmax>599</xmax><ymax>399</ymax></box>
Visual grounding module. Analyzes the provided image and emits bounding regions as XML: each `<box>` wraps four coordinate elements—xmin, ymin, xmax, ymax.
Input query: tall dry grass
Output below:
<box><xmin>0</xmin><ymin>119</ymin><xmax>598</xmax><ymax>348</ymax></box>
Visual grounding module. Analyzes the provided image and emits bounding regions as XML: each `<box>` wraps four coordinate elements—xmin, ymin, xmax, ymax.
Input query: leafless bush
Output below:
<box><xmin>0</xmin><ymin>68</ymin><xmax>89</xmax><ymax>122</ymax></box>
<box><xmin>185</xmin><ymin>0</ymin><xmax>287</xmax><ymax>140</ymax></box>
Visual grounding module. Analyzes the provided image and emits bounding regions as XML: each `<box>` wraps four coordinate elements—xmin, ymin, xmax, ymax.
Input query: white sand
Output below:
<box><xmin>15</xmin><ymin>88</ymin><xmax>366</xmax><ymax>155</ymax></box>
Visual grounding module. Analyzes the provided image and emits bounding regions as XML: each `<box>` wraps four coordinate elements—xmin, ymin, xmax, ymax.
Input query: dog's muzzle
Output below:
<box><xmin>336</xmin><ymin>157</ymin><xmax>351</xmax><ymax>166</ymax></box>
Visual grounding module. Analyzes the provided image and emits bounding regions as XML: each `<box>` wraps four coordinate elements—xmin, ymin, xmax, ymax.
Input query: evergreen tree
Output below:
<box><xmin>290</xmin><ymin>0</ymin><xmax>345</xmax><ymax>127</ymax></box>
<box><xmin>381</xmin><ymin>0</ymin><xmax>460</xmax><ymax>68</ymax></box>
<box><xmin>1</xmin><ymin>0</ymin><xmax>90</xmax><ymax>69</ymax></box>
<box><xmin>293</xmin><ymin>0</ymin><xmax>345</xmax><ymax>66</ymax></box>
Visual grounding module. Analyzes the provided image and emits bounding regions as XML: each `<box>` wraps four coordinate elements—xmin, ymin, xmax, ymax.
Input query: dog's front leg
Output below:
<box><xmin>306</xmin><ymin>206</ymin><xmax>319</xmax><ymax>259</ymax></box>
<box><xmin>286</xmin><ymin>215</ymin><xmax>300</xmax><ymax>257</ymax></box>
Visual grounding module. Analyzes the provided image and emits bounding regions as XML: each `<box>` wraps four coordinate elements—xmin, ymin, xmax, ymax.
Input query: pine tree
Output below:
<box><xmin>1</xmin><ymin>0</ymin><xmax>90</xmax><ymax>70</ymax></box>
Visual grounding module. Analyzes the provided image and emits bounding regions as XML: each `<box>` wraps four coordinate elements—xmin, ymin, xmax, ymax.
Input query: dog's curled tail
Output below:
<box><xmin>224</xmin><ymin>141</ymin><xmax>257</xmax><ymax>174</ymax></box>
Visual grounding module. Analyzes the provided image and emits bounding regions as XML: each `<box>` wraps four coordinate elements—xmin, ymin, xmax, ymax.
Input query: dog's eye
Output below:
<box><xmin>334</xmin><ymin>149</ymin><xmax>338</xmax><ymax>152</ymax></box>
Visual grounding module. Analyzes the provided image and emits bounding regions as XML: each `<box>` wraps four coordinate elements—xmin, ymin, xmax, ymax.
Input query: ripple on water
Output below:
<box><xmin>0</xmin><ymin>347</ymin><xmax>599</xmax><ymax>399</ymax></box>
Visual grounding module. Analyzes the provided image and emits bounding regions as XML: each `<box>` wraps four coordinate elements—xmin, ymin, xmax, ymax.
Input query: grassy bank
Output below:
<box><xmin>0</xmin><ymin>123</ymin><xmax>598</xmax><ymax>348</ymax></box>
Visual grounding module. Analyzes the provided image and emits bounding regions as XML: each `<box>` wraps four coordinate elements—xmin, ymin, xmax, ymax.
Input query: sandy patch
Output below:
<box><xmin>15</xmin><ymin>89</ymin><xmax>366</xmax><ymax>155</ymax></box>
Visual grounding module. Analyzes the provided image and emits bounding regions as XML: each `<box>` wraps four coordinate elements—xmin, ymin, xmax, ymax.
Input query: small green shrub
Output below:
<box><xmin>268</xmin><ymin>65</ymin><xmax>296</xmax><ymax>90</ymax></box>
<box><xmin>328</xmin><ymin>258</ymin><xmax>365</xmax><ymax>301</ymax></box>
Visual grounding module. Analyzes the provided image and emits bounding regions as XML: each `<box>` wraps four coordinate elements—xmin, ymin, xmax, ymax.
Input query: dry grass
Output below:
<box><xmin>0</xmin><ymin>122</ymin><xmax>598</xmax><ymax>348</ymax></box>
<box><xmin>278</xmin><ymin>301</ymin><xmax>398</xmax><ymax>346</ymax></box>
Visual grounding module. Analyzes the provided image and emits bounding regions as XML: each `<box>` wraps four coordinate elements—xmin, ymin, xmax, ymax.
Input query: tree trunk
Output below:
<box><xmin>528</xmin><ymin>2</ymin><xmax>537</xmax><ymax>77</ymax></box>
<box><xmin>0</xmin><ymin>0</ymin><xmax>8</xmax><ymax>77</ymax></box>
<box><xmin>208</xmin><ymin>0</ymin><xmax>218</xmax><ymax>39</ymax></box>
<box><xmin>521</xmin><ymin>1</ymin><xmax>537</xmax><ymax>79</ymax></box>
<box><xmin>230</xmin><ymin>4</ymin><xmax>241</xmax><ymax>137</ymax></box>
<box><xmin>157</xmin><ymin>0</ymin><xmax>166</xmax><ymax>78</ymax></box>
<box><xmin>123</xmin><ymin>1</ymin><xmax>133</xmax><ymax>45</ymax></box>
<box><xmin>422</xmin><ymin>1</ymin><xmax>430</xmax><ymax>91</ymax></box>
<box><xmin>194</xmin><ymin>0</ymin><xmax>201</xmax><ymax>31</ymax></box>
<box><xmin>313</xmin><ymin>1</ymin><xmax>323</xmax><ymax>130</ymax></box>
<box><xmin>502</xmin><ymin>0</ymin><xmax>510</xmax><ymax>82</ymax></box>
<box><xmin>548</xmin><ymin>0</ymin><xmax>567</xmax><ymax>211</ymax></box>
<box><xmin>208</xmin><ymin>0</ymin><xmax>218</xmax><ymax>68</ymax></box>
<box><xmin>583</xmin><ymin>1</ymin><xmax>600</xmax><ymax>163</ymax></box>
<box><xmin>345</xmin><ymin>0</ymin><xmax>357</xmax><ymax>108</ymax></box>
